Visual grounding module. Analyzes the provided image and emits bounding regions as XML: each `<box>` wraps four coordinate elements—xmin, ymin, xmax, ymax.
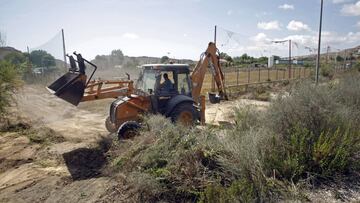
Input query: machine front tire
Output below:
<box><xmin>117</xmin><ymin>121</ymin><xmax>141</xmax><ymax>140</ymax></box>
<box><xmin>170</xmin><ymin>102</ymin><xmax>197</xmax><ymax>126</ymax></box>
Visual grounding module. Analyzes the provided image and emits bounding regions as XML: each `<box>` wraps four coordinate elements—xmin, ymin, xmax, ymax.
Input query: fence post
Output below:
<box><xmin>236</xmin><ymin>68</ymin><xmax>239</xmax><ymax>86</ymax></box>
<box><xmin>276</xmin><ymin>67</ymin><xmax>278</xmax><ymax>80</ymax></box>
<box><xmin>283</xmin><ymin>68</ymin><xmax>286</xmax><ymax>79</ymax></box>
<box><xmin>293</xmin><ymin>68</ymin><xmax>295</xmax><ymax>79</ymax></box>
<box><xmin>267</xmin><ymin>68</ymin><xmax>270</xmax><ymax>81</ymax></box>
<box><xmin>258</xmin><ymin>67</ymin><xmax>261</xmax><ymax>82</ymax></box>
<box><xmin>303</xmin><ymin>67</ymin><xmax>305</xmax><ymax>78</ymax></box>
<box><xmin>247</xmin><ymin>67</ymin><xmax>250</xmax><ymax>83</ymax></box>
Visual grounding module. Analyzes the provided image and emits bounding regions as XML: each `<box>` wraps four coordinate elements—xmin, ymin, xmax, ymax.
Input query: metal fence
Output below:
<box><xmin>202</xmin><ymin>66</ymin><xmax>311</xmax><ymax>93</ymax></box>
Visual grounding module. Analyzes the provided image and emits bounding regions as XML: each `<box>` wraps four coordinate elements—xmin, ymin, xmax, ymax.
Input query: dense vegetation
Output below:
<box><xmin>0</xmin><ymin>61</ymin><xmax>21</xmax><ymax>119</ymax></box>
<box><xmin>108</xmin><ymin>72</ymin><xmax>360</xmax><ymax>202</ymax></box>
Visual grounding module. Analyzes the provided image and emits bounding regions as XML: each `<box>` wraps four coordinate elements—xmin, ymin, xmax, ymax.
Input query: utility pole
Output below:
<box><xmin>344</xmin><ymin>50</ymin><xmax>347</xmax><ymax>69</ymax></box>
<box><xmin>326</xmin><ymin>46</ymin><xmax>330</xmax><ymax>64</ymax></box>
<box><xmin>61</xmin><ymin>29</ymin><xmax>67</xmax><ymax>69</ymax></box>
<box><xmin>289</xmin><ymin>39</ymin><xmax>292</xmax><ymax>79</ymax></box>
<box><xmin>214</xmin><ymin>25</ymin><xmax>217</xmax><ymax>45</ymax></box>
<box><xmin>26</xmin><ymin>46</ymin><xmax>32</xmax><ymax>80</ymax></box>
<box><xmin>315</xmin><ymin>0</ymin><xmax>324</xmax><ymax>85</ymax></box>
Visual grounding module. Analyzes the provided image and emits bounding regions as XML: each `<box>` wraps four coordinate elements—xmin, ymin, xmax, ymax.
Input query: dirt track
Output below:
<box><xmin>0</xmin><ymin>86</ymin><xmax>124</xmax><ymax>202</ymax></box>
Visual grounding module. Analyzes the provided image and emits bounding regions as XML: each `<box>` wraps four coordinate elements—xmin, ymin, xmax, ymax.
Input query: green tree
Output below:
<box><xmin>42</xmin><ymin>54</ymin><xmax>56</xmax><ymax>67</ymax></box>
<box><xmin>257</xmin><ymin>56</ymin><xmax>268</xmax><ymax>64</ymax></box>
<box><xmin>93</xmin><ymin>55</ymin><xmax>110</xmax><ymax>68</ymax></box>
<box><xmin>3</xmin><ymin>52</ymin><xmax>29</xmax><ymax>74</ymax></box>
<box><xmin>220</xmin><ymin>52</ymin><xmax>233</xmax><ymax>63</ymax></box>
<box><xmin>336</xmin><ymin>55</ymin><xmax>344</xmax><ymax>62</ymax></box>
<box><xmin>4</xmin><ymin>52</ymin><xmax>27</xmax><ymax>66</ymax></box>
<box><xmin>29</xmin><ymin>50</ymin><xmax>55</xmax><ymax>68</ymax></box>
<box><xmin>124</xmin><ymin>57</ymin><xmax>139</xmax><ymax>68</ymax></box>
<box><xmin>160</xmin><ymin>56</ymin><xmax>169</xmax><ymax>63</ymax></box>
<box><xmin>110</xmin><ymin>49</ymin><xmax>124</xmax><ymax>65</ymax></box>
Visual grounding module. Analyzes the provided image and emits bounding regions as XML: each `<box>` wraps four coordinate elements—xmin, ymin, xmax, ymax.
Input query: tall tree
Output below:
<box><xmin>29</xmin><ymin>50</ymin><xmax>55</xmax><ymax>68</ymax></box>
<box><xmin>42</xmin><ymin>54</ymin><xmax>56</xmax><ymax>67</ymax></box>
<box><xmin>220</xmin><ymin>52</ymin><xmax>233</xmax><ymax>63</ymax></box>
<box><xmin>110</xmin><ymin>49</ymin><xmax>124</xmax><ymax>65</ymax></box>
<box><xmin>336</xmin><ymin>55</ymin><xmax>344</xmax><ymax>62</ymax></box>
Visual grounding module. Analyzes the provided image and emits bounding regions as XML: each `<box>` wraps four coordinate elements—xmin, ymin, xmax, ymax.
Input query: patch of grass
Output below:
<box><xmin>25</xmin><ymin>127</ymin><xmax>65</xmax><ymax>146</ymax></box>
<box><xmin>2</xmin><ymin>121</ymin><xmax>65</xmax><ymax>146</ymax></box>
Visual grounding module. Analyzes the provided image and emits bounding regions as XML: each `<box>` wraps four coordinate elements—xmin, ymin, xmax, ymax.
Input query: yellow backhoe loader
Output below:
<box><xmin>47</xmin><ymin>42</ymin><xmax>228</xmax><ymax>138</ymax></box>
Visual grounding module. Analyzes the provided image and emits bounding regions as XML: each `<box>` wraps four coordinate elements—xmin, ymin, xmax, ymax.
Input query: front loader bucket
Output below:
<box><xmin>47</xmin><ymin>72</ymin><xmax>87</xmax><ymax>106</ymax></box>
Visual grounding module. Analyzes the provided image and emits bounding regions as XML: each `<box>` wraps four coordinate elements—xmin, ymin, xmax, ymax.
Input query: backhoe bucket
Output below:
<box><xmin>208</xmin><ymin>92</ymin><xmax>220</xmax><ymax>104</ymax></box>
<box><xmin>47</xmin><ymin>71</ymin><xmax>87</xmax><ymax>106</ymax></box>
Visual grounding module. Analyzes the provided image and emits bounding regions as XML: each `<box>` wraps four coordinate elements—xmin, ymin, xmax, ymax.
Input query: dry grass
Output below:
<box><xmin>105</xmin><ymin>73</ymin><xmax>360</xmax><ymax>202</ymax></box>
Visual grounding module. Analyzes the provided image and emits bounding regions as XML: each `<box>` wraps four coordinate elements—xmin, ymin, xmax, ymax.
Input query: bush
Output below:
<box><xmin>216</xmin><ymin>107</ymin><xmax>290</xmax><ymax>201</ymax></box>
<box><xmin>216</xmin><ymin>75</ymin><xmax>360</xmax><ymax>200</ymax></box>
<box><xmin>320</xmin><ymin>64</ymin><xmax>334</xmax><ymax>79</ymax></box>
<box><xmin>265</xmin><ymin>75</ymin><xmax>360</xmax><ymax>179</ymax></box>
<box><xmin>109</xmin><ymin>115</ymin><xmax>223</xmax><ymax>202</ymax></box>
<box><xmin>264</xmin><ymin>126</ymin><xmax>359</xmax><ymax>181</ymax></box>
<box><xmin>0</xmin><ymin>61</ymin><xmax>21</xmax><ymax>118</ymax></box>
<box><xmin>355</xmin><ymin>62</ymin><xmax>360</xmax><ymax>72</ymax></box>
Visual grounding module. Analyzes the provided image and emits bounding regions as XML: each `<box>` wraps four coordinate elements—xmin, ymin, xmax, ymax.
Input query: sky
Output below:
<box><xmin>0</xmin><ymin>0</ymin><xmax>359</xmax><ymax>60</ymax></box>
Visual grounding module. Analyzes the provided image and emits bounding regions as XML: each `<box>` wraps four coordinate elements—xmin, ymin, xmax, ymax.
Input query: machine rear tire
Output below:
<box><xmin>105</xmin><ymin>117</ymin><xmax>116</xmax><ymax>133</ymax></box>
<box><xmin>117</xmin><ymin>121</ymin><xmax>141</xmax><ymax>140</ymax></box>
<box><xmin>170</xmin><ymin>102</ymin><xmax>197</xmax><ymax>126</ymax></box>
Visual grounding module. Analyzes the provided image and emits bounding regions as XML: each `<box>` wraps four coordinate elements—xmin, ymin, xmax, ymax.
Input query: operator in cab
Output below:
<box><xmin>160</xmin><ymin>73</ymin><xmax>174</xmax><ymax>91</ymax></box>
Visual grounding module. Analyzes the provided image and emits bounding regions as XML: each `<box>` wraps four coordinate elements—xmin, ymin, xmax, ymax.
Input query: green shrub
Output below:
<box><xmin>0</xmin><ymin>61</ymin><xmax>21</xmax><ymax>118</ymax></box>
<box><xmin>199</xmin><ymin>179</ymin><xmax>258</xmax><ymax>203</ymax></box>
<box><xmin>233</xmin><ymin>106</ymin><xmax>264</xmax><ymax>132</ymax></box>
<box><xmin>313</xmin><ymin>128</ymin><xmax>359</xmax><ymax>175</ymax></box>
<box><xmin>355</xmin><ymin>62</ymin><xmax>360</xmax><ymax>72</ymax></box>
<box><xmin>264</xmin><ymin>126</ymin><xmax>360</xmax><ymax>181</ymax></box>
<box><xmin>320</xmin><ymin>64</ymin><xmax>334</xmax><ymax>78</ymax></box>
<box><xmin>267</xmin><ymin>81</ymin><xmax>338</xmax><ymax>136</ymax></box>
<box><xmin>109</xmin><ymin>115</ymin><xmax>223</xmax><ymax>201</ymax></box>
<box><xmin>265</xmin><ymin>76</ymin><xmax>360</xmax><ymax>179</ymax></box>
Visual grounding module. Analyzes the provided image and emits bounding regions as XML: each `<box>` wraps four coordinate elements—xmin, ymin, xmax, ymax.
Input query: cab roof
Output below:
<box><xmin>141</xmin><ymin>64</ymin><xmax>190</xmax><ymax>73</ymax></box>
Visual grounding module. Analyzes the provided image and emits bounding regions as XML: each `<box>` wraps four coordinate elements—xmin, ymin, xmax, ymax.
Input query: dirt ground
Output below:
<box><xmin>0</xmin><ymin>85</ymin><xmax>132</xmax><ymax>202</ymax></box>
<box><xmin>0</xmin><ymin>85</ymin><xmax>359</xmax><ymax>202</ymax></box>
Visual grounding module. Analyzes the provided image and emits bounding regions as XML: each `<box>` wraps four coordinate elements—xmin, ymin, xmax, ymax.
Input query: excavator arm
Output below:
<box><xmin>191</xmin><ymin>42</ymin><xmax>228</xmax><ymax>103</ymax></box>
